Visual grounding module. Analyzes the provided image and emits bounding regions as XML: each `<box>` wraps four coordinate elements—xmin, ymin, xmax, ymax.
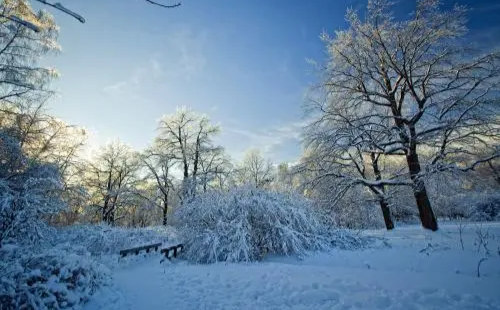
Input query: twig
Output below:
<box><xmin>474</xmin><ymin>225</ymin><xmax>490</xmax><ymax>255</ymax></box>
<box><xmin>456</xmin><ymin>220</ymin><xmax>465</xmax><ymax>250</ymax></box>
<box><xmin>477</xmin><ymin>258</ymin><xmax>487</xmax><ymax>278</ymax></box>
<box><xmin>144</xmin><ymin>0</ymin><xmax>181</xmax><ymax>8</ymax></box>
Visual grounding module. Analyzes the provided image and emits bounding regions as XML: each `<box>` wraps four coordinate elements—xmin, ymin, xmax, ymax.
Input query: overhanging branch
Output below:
<box><xmin>144</xmin><ymin>0</ymin><xmax>181</xmax><ymax>8</ymax></box>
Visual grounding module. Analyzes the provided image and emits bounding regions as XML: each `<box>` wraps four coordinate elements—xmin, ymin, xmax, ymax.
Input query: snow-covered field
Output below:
<box><xmin>85</xmin><ymin>222</ymin><xmax>500</xmax><ymax>310</ymax></box>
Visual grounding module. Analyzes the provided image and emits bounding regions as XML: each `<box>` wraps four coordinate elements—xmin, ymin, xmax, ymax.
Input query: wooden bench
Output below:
<box><xmin>119</xmin><ymin>243</ymin><xmax>162</xmax><ymax>257</ymax></box>
<box><xmin>160</xmin><ymin>244</ymin><xmax>184</xmax><ymax>260</ymax></box>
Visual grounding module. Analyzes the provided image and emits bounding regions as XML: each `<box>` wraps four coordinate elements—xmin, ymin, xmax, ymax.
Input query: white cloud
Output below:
<box><xmin>102</xmin><ymin>80</ymin><xmax>130</xmax><ymax>94</ymax></box>
<box><xmin>102</xmin><ymin>55</ymin><xmax>164</xmax><ymax>95</ymax></box>
<box><xmin>224</xmin><ymin>119</ymin><xmax>307</xmax><ymax>162</ymax></box>
<box><xmin>166</xmin><ymin>25</ymin><xmax>208</xmax><ymax>80</ymax></box>
<box><xmin>103</xmin><ymin>25</ymin><xmax>208</xmax><ymax>94</ymax></box>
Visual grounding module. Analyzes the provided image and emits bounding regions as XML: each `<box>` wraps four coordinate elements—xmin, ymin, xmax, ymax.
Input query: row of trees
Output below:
<box><xmin>81</xmin><ymin>116</ymin><xmax>279</xmax><ymax>227</ymax></box>
<box><xmin>1</xmin><ymin>0</ymin><xmax>499</xmax><ymax>236</ymax></box>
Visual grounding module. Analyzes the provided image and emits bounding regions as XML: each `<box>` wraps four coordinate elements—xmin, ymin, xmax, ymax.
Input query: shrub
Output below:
<box><xmin>470</xmin><ymin>192</ymin><xmax>500</xmax><ymax>222</ymax></box>
<box><xmin>175</xmin><ymin>187</ymin><xmax>364</xmax><ymax>264</ymax></box>
<box><xmin>0</xmin><ymin>245</ymin><xmax>110</xmax><ymax>310</ymax></box>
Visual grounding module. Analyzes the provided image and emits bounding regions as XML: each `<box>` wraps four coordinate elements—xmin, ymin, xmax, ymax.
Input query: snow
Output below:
<box><xmin>84</xmin><ymin>222</ymin><xmax>500</xmax><ymax>310</ymax></box>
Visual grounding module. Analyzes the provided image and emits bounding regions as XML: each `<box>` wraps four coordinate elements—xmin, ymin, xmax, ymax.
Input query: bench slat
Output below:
<box><xmin>119</xmin><ymin>242</ymin><xmax>162</xmax><ymax>257</ymax></box>
<box><xmin>160</xmin><ymin>244</ymin><xmax>184</xmax><ymax>259</ymax></box>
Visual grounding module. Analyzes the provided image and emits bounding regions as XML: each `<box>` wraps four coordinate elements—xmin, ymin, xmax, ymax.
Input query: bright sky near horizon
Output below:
<box><xmin>40</xmin><ymin>0</ymin><xmax>500</xmax><ymax>163</ymax></box>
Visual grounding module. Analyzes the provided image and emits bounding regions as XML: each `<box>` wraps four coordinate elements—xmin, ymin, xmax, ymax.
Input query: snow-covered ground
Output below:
<box><xmin>85</xmin><ymin>222</ymin><xmax>500</xmax><ymax>310</ymax></box>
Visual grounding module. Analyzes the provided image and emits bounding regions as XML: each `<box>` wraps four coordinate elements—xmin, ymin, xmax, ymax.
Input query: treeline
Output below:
<box><xmin>1</xmin><ymin>0</ymin><xmax>499</xmax><ymax>239</ymax></box>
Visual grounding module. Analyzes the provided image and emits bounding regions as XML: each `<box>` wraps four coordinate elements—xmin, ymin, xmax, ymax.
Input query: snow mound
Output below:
<box><xmin>175</xmin><ymin>187</ymin><xmax>366</xmax><ymax>263</ymax></box>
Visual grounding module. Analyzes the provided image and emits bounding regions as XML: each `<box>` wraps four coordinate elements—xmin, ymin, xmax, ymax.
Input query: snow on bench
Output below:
<box><xmin>160</xmin><ymin>244</ymin><xmax>184</xmax><ymax>260</ymax></box>
<box><xmin>119</xmin><ymin>243</ymin><xmax>162</xmax><ymax>257</ymax></box>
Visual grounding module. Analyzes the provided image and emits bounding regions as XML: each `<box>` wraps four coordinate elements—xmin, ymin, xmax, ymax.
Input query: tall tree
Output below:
<box><xmin>0</xmin><ymin>0</ymin><xmax>60</xmax><ymax>104</ymax></box>
<box><xmin>0</xmin><ymin>0</ymin><xmax>59</xmax><ymax>117</ymax></box>
<box><xmin>85</xmin><ymin>142</ymin><xmax>140</xmax><ymax>225</ymax></box>
<box><xmin>157</xmin><ymin>108</ymin><xmax>220</xmax><ymax>201</ymax></box>
<box><xmin>315</xmin><ymin>0</ymin><xmax>500</xmax><ymax>230</ymax></box>
<box><xmin>141</xmin><ymin>146</ymin><xmax>176</xmax><ymax>225</ymax></box>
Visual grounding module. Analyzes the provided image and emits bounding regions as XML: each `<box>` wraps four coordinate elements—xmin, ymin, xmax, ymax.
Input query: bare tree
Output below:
<box><xmin>141</xmin><ymin>147</ymin><xmax>176</xmax><ymax>225</ymax></box>
<box><xmin>85</xmin><ymin>142</ymin><xmax>140</xmax><ymax>224</ymax></box>
<box><xmin>198</xmin><ymin>146</ymin><xmax>232</xmax><ymax>192</ymax></box>
<box><xmin>314</xmin><ymin>0</ymin><xmax>500</xmax><ymax>230</ymax></box>
<box><xmin>157</xmin><ymin>107</ymin><xmax>220</xmax><ymax>201</ymax></box>
<box><xmin>237</xmin><ymin>149</ymin><xmax>274</xmax><ymax>188</ymax></box>
<box><xmin>302</xmin><ymin>99</ymin><xmax>408</xmax><ymax>229</ymax></box>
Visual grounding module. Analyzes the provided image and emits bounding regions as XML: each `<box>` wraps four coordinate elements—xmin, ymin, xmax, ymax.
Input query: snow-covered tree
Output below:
<box><xmin>0</xmin><ymin>0</ymin><xmax>89</xmax><ymax>226</ymax></box>
<box><xmin>141</xmin><ymin>147</ymin><xmax>177</xmax><ymax>225</ymax></box>
<box><xmin>156</xmin><ymin>107</ymin><xmax>220</xmax><ymax>201</ymax></box>
<box><xmin>0</xmin><ymin>0</ymin><xmax>59</xmax><ymax>109</ymax></box>
<box><xmin>85</xmin><ymin>142</ymin><xmax>140</xmax><ymax>225</ymax></box>
<box><xmin>198</xmin><ymin>146</ymin><xmax>232</xmax><ymax>192</ymax></box>
<box><xmin>236</xmin><ymin>149</ymin><xmax>274</xmax><ymax>188</ymax></box>
<box><xmin>301</xmin><ymin>101</ymin><xmax>408</xmax><ymax>229</ymax></box>
<box><xmin>311</xmin><ymin>0</ymin><xmax>500</xmax><ymax>230</ymax></box>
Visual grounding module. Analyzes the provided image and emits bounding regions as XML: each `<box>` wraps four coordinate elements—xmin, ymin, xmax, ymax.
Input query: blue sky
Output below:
<box><xmin>40</xmin><ymin>0</ymin><xmax>500</xmax><ymax>163</ymax></box>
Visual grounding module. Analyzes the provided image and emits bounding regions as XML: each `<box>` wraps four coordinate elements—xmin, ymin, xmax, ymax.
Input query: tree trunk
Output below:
<box><xmin>370</xmin><ymin>152</ymin><xmax>394</xmax><ymax>230</ymax></box>
<box><xmin>379</xmin><ymin>199</ymin><xmax>394</xmax><ymax>230</ymax></box>
<box><xmin>162</xmin><ymin>193</ymin><xmax>168</xmax><ymax>226</ymax></box>
<box><xmin>406</xmin><ymin>151</ymin><xmax>438</xmax><ymax>231</ymax></box>
<box><xmin>102</xmin><ymin>198</ymin><xmax>109</xmax><ymax>223</ymax></box>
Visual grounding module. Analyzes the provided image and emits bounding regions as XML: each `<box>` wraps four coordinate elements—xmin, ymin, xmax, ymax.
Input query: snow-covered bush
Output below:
<box><xmin>0</xmin><ymin>245</ymin><xmax>110</xmax><ymax>310</ymax></box>
<box><xmin>0</xmin><ymin>223</ymin><xmax>176</xmax><ymax>309</ymax></box>
<box><xmin>469</xmin><ymin>192</ymin><xmax>500</xmax><ymax>222</ymax></box>
<box><xmin>0</xmin><ymin>130</ymin><xmax>64</xmax><ymax>247</ymax></box>
<box><xmin>175</xmin><ymin>186</ymin><xmax>361</xmax><ymax>264</ymax></box>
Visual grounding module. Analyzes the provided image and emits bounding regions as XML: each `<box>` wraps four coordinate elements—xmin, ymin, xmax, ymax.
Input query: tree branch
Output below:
<box><xmin>144</xmin><ymin>0</ymin><xmax>181</xmax><ymax>8</ymax></box>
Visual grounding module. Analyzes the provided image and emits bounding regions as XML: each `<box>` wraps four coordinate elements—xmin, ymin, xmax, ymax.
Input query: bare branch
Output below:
<box><xmin>144</xmin><ymin>0</ymin><xmax>181</xmax><ymax>8</ymax></box>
